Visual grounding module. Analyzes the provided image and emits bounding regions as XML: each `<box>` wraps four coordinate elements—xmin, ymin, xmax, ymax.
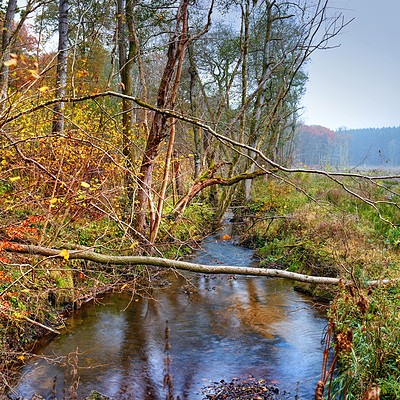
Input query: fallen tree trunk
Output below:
<box><xmin>4</xmin><ymin>243</ymin><xmax>397</xmax><ymax>287</ymax></box>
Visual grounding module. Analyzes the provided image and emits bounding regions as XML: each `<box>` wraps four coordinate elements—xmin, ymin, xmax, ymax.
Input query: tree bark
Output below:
<box><xmin>188</xmin><ymin>43</ymin><xmax>202</xmax><ymax>179</ymax></box>
<box><xmin>117</xmin><ymin>0</ymin><xmax>137</xmax><ymax>201</ymax></box>
<box><xmin>173</xmin><ymin>149</ymin><xmax>184</xmax><ymax>197</ymax></box>
<box><xmin>0</xmin><ymin>0</ymin><xmax>17</xmax><ymax>111</ymax></box>
<box><xmin>149</xmin><ymin>6</ymin><xmax>188</xmax><ymax>244</ymax></box>
<box><xmin>245</xmin><ymin>1</ymin><xmax>273</xmax><ymax>201</ymax></box>
<box><xmin>52</xmin><ymin>0</ymin><xmax>69</xmax><ymax>134</ymax></box>
<box><xmin>3</xmin><ymin>243</ymin><xmax>396</xmax><ymax>287</ymax></box>
<box><xmin>134</xmin><ymin>0</ymin><xmax>189</xmax><ymax>237</ymax></box>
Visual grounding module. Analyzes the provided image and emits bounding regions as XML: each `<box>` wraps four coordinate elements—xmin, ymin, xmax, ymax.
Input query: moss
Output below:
<box><xmin>86</xmin><ymin>391</ymin><xmax>115</xmax><ymax>400</ymax></box>
<box><xmin>49</xmin><ymin>269</ymin><xmax>75</xmax><ymax>305</ymax></box>
<box><xmin>293</xmin><ymin>282</ymin><xmax>336</xmax><ymax>302</ymax></box>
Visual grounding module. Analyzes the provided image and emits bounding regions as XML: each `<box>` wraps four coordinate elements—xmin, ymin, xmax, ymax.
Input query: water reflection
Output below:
<box><xmin>13</xmin><ymin>229</ymin><xmax>328</xmax><ymax>399</ymax></box>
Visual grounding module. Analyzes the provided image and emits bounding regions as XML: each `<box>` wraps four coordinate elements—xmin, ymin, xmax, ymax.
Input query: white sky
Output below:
<box><xmin>300</xmin><ymin>0</ymin><xmax>400</xmax><ymax>131</ymax></box>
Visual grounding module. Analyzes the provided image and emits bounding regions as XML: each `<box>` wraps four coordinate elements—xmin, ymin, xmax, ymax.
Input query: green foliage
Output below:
<box><xmin>162</xmin><ymin>202</ymin><xmax>214</xmax><ymax>243</ymax></box>
<box><xmin>388</xmin><ymin>227</ymin><xmax>400</xmax><ymax>247</ymax></box>
<box><xmin>250</xmin><ymin>179</ymin><xmax>294</xmax><ymax>213</ymax></box>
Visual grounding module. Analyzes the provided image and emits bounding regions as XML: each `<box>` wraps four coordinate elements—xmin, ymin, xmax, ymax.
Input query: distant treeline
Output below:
<box><xmin>295</xmin><ymin>125</ymin><xmax>400</xmax><ymax>168</ymax></box>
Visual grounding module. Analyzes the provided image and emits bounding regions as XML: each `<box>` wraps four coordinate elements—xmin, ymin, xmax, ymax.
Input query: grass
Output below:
<box><xmin>329</xmin><ymin>284</ymin><xmax>400</xmax><ymax>399</ymax></box>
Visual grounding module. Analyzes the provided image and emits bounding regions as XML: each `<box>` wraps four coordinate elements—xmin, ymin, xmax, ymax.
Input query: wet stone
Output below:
<box><xmin>201</xmin><ymin>376</ymin><xmax>294</xmax><ymax>400</ymax></box>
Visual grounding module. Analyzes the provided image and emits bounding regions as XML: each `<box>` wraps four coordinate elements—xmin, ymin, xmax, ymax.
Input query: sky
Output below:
<box><xmin>300</xmin><ymin>0</ymin><xmax>400</xmax><ymax>131</ymax></box>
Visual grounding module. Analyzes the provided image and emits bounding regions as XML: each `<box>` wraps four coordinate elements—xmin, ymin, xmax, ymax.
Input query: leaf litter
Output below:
<box><xmin>201</xmin><ymin>376</ymin><xmax>295</xmax><ymax>399</ymax></box>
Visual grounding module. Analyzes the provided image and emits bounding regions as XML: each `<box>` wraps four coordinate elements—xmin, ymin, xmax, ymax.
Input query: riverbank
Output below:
<box><xmin>0</xmin><ymin>200</ymin><xmax>217</xmax><ymax>396</ymax></box>
<box><xmin>236</xmin><ymin>175</ymin><xmax>400</xmax><ymax>398</ymax></box>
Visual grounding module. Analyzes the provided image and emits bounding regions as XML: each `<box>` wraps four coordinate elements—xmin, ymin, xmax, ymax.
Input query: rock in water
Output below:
<box><xmin>85</xmin><ymin>390</ymin><xmax>115</xmax><ymax>400</ymax></box>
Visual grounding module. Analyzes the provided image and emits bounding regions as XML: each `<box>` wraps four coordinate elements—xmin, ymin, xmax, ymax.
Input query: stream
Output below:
<box><xmin>11</xmin><ymin>218</ymin><xmax>329</xmax><ymax>399</ymax></box>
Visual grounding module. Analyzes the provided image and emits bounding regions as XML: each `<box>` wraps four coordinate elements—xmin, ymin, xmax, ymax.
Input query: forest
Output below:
<box><xmin>296</xmin><ymin>125</ymin><xmax>400</xmax><ymax>169</ymax></box>
<box><xmin>0</xmin><ymin>0</ymin><xmax>399</xmax><ymax>399</ymax></box>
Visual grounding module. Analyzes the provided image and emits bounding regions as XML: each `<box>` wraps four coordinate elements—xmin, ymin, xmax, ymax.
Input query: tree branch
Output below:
<box><xmin>3</xmin><ymin>243</ymin><xmax>397</xmax><ymax>287</ymax></box>
<box><xmin>173</xmin><ymin>168</ymin><xmax>270</xmax><ymax>214</ymax></box>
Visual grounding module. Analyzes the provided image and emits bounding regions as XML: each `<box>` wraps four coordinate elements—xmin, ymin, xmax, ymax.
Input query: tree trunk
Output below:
<box><xmin>188</xmin><ymin>43</ymin><xmax>202</xmax><ymax>179</ymax></box>
<box><xmin>149</xmin><ymin>7</ymin><xmax>188</xmax><ymax>243</ymax></box>
<box><xmin>0</xmin><ymin>0</ymin><xmax>18</xmax><ymax>111</ymax></box>
<box><xmin>52</xmin><ymin>0</ymin><xmax>69</xmax><ymax>134</ymax></box>
<box><xmin>3</xmin><ymin>242</ymin><xmax>396</xmax><ymax>287</ymax></box>
<box><xmin>135</xmin><ymin>0</ymin><xmax>189</xmax><ymax>237</ymax></box>
<box><xmin>173</xmin><ymin>149</ymin><xmax>184</xmax><ymax>197</ymax></box>
<box><xmin>150</xmin><ymin>119</ymin><xmax>176</xmax><ymax>243</ymax></box>
<box><xmin>117</xmin><ymin>0</ymin><xmax>137</xmax><ymax>204</ymax></box>
<box><xmin>245</xmin><ymin>1</ymin><xmax>273</xmax><ymax>201</ymax></box>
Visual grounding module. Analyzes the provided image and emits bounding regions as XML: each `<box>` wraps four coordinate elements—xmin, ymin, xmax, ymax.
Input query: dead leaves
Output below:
<box><xmin>4</xmin><ymin>53</ymin><xmax>18</xmax><ymax>68</ymax></box>
<box><xmin>201</xmin><ymin>377</ymin><xmax>290</xmax><ymax>399</ymax></box>
<box><xmin>58</xmin><ymin>249</ymin><xmax>69</xmax><ymax>260</ymax></box>
<box><xmin>362</xmin><ymin>385</ymin><xmax>381</xmax><ymax>400</ymax></box>
<box><xmin>314</xmin><ymin>381</ymin><xmax>325</xmax><ymax>400</ymax></box>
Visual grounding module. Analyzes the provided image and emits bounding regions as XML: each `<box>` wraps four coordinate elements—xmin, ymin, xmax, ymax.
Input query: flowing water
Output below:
<box><xmin>12</xmin><ymin>219</ymin><xmax>329</xmax><ymax>399</ymax></box>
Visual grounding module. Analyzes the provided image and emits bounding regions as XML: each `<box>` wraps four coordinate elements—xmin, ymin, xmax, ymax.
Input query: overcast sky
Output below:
<box><xmin>300</xmin><ymin>0</ymin><xmax>400</xmax><ymax>131</ymax></box>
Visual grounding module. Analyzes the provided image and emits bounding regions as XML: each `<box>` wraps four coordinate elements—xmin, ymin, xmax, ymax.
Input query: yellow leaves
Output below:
<box><xmin>58</xmin><ymin>249</ymin><xmax>69</xmax><ymax>260</ymax></box>
<box><xmin>77</xmin><ymin>70</ymin><xmax>89</xmax><ymax>78</ymax></box>
<box><xmin>80</xmin><ymin>181</ymin><xmax>90</xmax><ymax>188</ymax></box>
<box><xmin>38</xmin><ymin>86</ymin><xmax>50</xmax><ymax>93</ymax></box>
<box><xmin>9</xmin><ymin>176</ymin><xmax>20</xmax><ymax>182</ymax></box>
<box><xmin>19</xmin><ymin>54</ymin><xmax>27</xmax><ymax>65</ymax></box>
<box><xmin>49</xmin><ymin>198</ymin><xmax>58</xmax><ymax>207</ymax></box>
<box><xmin>4</xmin><ymin>53</ymin><xmax>18</xmax><ymax>68</ymax></box>
<box><xmin>4</xmin><ymin>57</ymin><xmax>17</xmax><ymax>68</ymax></box>
<box><xmin>17</xmin><ymin>355</ymin><xmax>25</xmax><ymax>361</ymax></box>
<box><xmin>28</xmin><ymin>63</ymin><xmax>40</xmax><ymax>80</ymax></box>
<box><xmin>4</xmin><ymin>52</ymin><xmax>26</xmax><ymax>70</ymax></box>
<box><xmin>92</xmin><ymin>88</ymin><xmax>101</xmax><ymax>95</ymax></box>
<box><xmin>28</xmin><ymin>70</ymin><xmax>40</xmax><ymax>80</ymax></box>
